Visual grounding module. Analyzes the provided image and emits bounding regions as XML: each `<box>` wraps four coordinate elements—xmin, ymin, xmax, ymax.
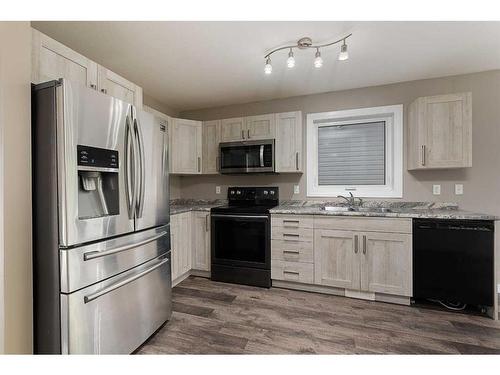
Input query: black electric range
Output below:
<box><xmin>210</xmin><ymin>186</ymin><xmax>279</xmax><ymax>288</ymax></box>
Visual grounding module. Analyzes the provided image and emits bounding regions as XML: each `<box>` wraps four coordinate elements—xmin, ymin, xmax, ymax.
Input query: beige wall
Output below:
<box><xmin>180</xmin><ymin>70</ymin><xmax>500</xmax><ymax>216</ymax></box>
<box><xmin>0</xmin><ymin>21</ymin><xmax>33</xmax><ymax>353</ymax></box>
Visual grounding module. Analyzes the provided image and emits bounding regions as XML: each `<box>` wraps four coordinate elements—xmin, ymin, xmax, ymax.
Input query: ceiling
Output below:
<box><xmin>32</xmin><ymin>21</ymin><xmax>500</xmax><ymax>112</ymax></box>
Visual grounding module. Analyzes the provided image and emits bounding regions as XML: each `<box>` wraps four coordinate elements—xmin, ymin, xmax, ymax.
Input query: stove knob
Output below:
<box><xmin>230</xmin><ymin>190</ymin><xmax>235</xmax><ymax>195</ymax></box>
<box><xmin>263</xmin><ymin>190</ymin><xmax>268</xmax><ymax>195</ymax></box>
<box><xmin>236</xmin><ymin>190</ymin><xmax>241</xmax><ymax>195</ymax></box>
<box><xmin>270</xmin><ymin>190</ymin><xmax>275</xmax><ymax>195</ymax></box>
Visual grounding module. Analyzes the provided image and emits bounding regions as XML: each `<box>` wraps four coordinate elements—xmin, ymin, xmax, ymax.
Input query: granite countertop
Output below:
<box><xmin>170</xmin><ymin>199</ymin><xmax>226</xmax><ymax>215</ymax></box>
<box><xmin>269</xmin><ymin>200</ymin><xmax>497</xmax><ymax>221</ymax></box>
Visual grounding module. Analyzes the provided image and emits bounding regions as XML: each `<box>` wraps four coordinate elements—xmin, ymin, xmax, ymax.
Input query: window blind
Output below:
<box><xmin>317</xmin><ymin>121</ymin><xmax>385</xmax><ymax>185</ymax></box>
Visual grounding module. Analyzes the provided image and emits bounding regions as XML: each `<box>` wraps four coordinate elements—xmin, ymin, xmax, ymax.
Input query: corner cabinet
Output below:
<box><xmin>170</xmin><ymin>118</ymin><xmax>203</xmax><ymax>174</ymax></box>
<box><xmin>202</xmin><ymin>120</ymin><xmax>220</xmax><ymax>174</ymax></box>
<box><xmin>32</xmin><ymin>28</ymin><xmax>143</xmax><ymax>108</ymax></box>
<box><xmin>408</xmin><ymin>92</ymin><xmax>472</xmax><ymax>170</ymax></box>
<box><xmin>275</xmin><ymin>111</ymin><xmax>302</xmax><ymax>173</ymax></box>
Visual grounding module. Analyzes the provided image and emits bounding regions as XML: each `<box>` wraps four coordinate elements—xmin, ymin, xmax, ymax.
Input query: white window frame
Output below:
<box><xmin>307</xmin><ymin>104</ymin><xmax>403</xmax><ymax>198</ymax></box>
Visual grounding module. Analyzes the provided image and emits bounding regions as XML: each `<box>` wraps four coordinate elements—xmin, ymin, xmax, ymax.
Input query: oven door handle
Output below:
<box><xmin>211</xmin><ymin>214</ymin><xmax>269</xmax><ymax>220</ymax></box>
<box><xmin>260</xmin><ymin>145</ymin><xmax>264</xmax><ymax>167</ymax></box>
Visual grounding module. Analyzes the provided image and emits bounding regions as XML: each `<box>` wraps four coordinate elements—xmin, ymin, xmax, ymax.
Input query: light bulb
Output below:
<box><xmin>338</xmin><ymin>41</ymin><xmax>349</xmax><ymax>61</ymax></box>
<box><xmin>264</xmin><ymin>57</ymin><xmax>272</xmax><ymax>75</ymax></box>
<box><xmin>314</xmin><ymin>49</ymin><xmax>323</xmax><ymax>68</ymax></box>
<box><xmin>286</xmin><ymin>49</ymin><xmax>295</xmax><ymax>68</ymax></box>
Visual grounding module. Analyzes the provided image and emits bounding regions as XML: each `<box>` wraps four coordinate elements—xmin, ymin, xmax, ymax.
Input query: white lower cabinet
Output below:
<box><xmin>170</xmin><ymin>212</ymin><xmax>192</xmax><ymax>283</ymax></box>
<box><xmin>272</xmin><ymin>214</ymin><xmax>412</xmax><ymax>300</ymax></box>
<box><xmin>192</xmin><ymin>212</ymin><xmax>211</xmax><ymax>271</ymax></box>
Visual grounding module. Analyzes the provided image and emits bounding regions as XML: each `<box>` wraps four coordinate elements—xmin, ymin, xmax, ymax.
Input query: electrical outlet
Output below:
<box><xmin>293</xmin><ymin>185</ymin><xmax>300</xmax><ymax>195</ymax></box>
<box><xmin>432</xmin><ymin>184</ymin><xmax>441</xmax><ymax>195</ymax></box>
<box><xmin>215</xmin><ymin>186</ymin><xmax>221</xmax><ymax>194</ymax></box>
<box><xmin>497</xmin><ymin>283</ymin><xmax>500</xmax><ymax>294</ymax></box>
<box><xmin>455</xmin><ymin>184</ymin><xmax>464</xmax><ymax>195</ymax></box>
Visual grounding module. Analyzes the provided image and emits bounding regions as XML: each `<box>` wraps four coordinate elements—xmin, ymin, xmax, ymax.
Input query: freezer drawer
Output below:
<box><xmin>60</xmin><ymin>225</ymin><xmax>170</xmax><ymax>293</ymax></box>
<box><xmin>60</xmin><ymin>253</ymin><xmax>172</xmax><ymax>354</ymax></box>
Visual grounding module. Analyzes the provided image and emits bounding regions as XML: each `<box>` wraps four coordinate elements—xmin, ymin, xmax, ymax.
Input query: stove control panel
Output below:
<box><xmin>227</xmin><ymin>187</ymin><xmax>279</xmax><ymax>202</ymax></box>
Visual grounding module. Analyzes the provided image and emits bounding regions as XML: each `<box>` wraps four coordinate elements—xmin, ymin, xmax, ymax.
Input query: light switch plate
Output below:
<box><xmin>215</xmin><ymin>186</ymin><xmax>221</xmax><ymax>194</ymax></box>
<box><xmin>432</xmin><ymin>184</ymin><xmax>441</xmax><ymax>195</ymax></box>
<box><xmin>455</xmin><ymin>184</ymin><xmax>464</xmax><ymax>195</ymax></box>
<box><xmin>293</xmin><ymin>185</ymin><xmax>300</xmax><ymax>195</ymax></box>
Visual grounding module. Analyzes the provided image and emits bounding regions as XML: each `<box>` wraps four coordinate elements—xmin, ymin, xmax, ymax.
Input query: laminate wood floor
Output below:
<box><xmin>137</xmin><ymin>276</ymin><xmax>500</xmax><ymax>354</ymax></box>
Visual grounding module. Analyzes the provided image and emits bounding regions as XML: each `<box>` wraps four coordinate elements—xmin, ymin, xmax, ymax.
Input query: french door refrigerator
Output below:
<box><xmin>32</xmin><ymin>79</ymin><xmax>171</xmax><ymax>354</ymax></box>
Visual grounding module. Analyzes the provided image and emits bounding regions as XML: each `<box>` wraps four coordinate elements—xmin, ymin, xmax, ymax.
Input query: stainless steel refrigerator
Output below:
<box><xmin>32</xmin><ymin>79</ymin><xmax>171</xmax><ymax>354</ymax></box>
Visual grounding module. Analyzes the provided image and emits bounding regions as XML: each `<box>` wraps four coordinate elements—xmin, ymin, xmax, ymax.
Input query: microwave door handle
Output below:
<box><xmin>134</xmin><ymin>112</ymin><xmax>145</xmax><ymax>219</ymax></box>
<box><xmin>260</xmin><ymin>145</ymin><xmax>264</xmax><ymax>167</ymax></box>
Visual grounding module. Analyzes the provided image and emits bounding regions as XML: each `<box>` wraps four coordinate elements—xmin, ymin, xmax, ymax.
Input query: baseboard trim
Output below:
<box><xmin>272</xmin><ymin>279</ymin><xmax>410</xmax><ymax>306</ymax></box>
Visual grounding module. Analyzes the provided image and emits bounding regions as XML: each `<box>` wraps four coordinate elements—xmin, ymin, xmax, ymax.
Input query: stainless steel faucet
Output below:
<box><xmin>337</xmin><ymin>192</ymin><xmax>363</xmax><ymax>208</ymax></box>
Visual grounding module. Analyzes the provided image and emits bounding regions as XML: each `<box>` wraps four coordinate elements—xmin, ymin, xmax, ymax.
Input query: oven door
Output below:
<box><xmin>219</xmin><ymin>140</ymin><xmax>274</xmax><ymax>174</ymax></box>
<box><xmin>211</xmin><ymin>213</ymin><xmax>270</xmax><ymax>269</ymax></box>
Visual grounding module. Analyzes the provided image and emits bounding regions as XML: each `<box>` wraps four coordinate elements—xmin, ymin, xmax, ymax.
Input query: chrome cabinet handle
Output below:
<box><xmin>296</xmin><ymin>152</ymin><xmax>299</xmax><ymax>170</ymax></box>
<box><xmin>205</xmin><ymin>214</ymin><xmax>209</xmax><ymax>231</ymax></box>
<box><xmin>197</xmin><ymin>157</ymin><xmax>201</xmax><ymax>172</ymax></box>
<box><xmin>283</xmin><ymin>250</ymin><xmax>300</xmax><ymax>254</ymax></box>
<box><xmin>247</xmin><ymin>129</ymin><xmax>250</xmax><ymax>139</ymax></box>
<box><xmin>241</xmin><ymin>130</ymin><xmax>245</xmax><ymax>139</ymax></box>
<box><xmin>216</xmin><ymin>156</ymin><xmax>220</xmax><ymax>172</ymax></box>
<box><xmin>363</xmin><ymin>235</ymin><xmax>367</xmax><ymax>255</ymax></box>
<box><xmin>283</xmin><ymin>233</ymin><xmax>300</xmax><ymax>237</ymax></box>
<box><xmin>354</xmin><ymin>235</ymin><xmax>358</xmax><ymax>254</ymax></box>
<box><xmin>90</xmin><ymin>84</ymin><xmax>97</xmax><ymax>90</ymax></box>
<box><xmin>283</xmin><ymin>219</ymin><xmax>300</xmax><ymax>224</ymax></box>
<box><xmin>421</xmin><ymin>145</ymin><xmax>426</xmax><ymax>166</ymax></box>
<box><xmin>83</xmin><ymin>231</ymin><xmax>167</xmax><ymax>261</ymax></box>
<box><xmin>84</xmin><ymin>257</ymin><xmax>169</xmax><ymax>303</ymax></box>
<box><xmin>283</xmin><ymin>270</ymin><xmax>300</xmax><ymax>276</ymax></box>
<box><xmin>100</xmin><ymin>88</ymin><xmax>107</xmax><ymax>94</ymax></box>
<box><xmin>134</xmin><ymin>112</ymin><xmax>145</xmax><ymax>218</ymax></box>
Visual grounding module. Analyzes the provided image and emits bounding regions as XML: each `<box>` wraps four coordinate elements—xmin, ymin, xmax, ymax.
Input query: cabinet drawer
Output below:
<box><xmin>271</xmin><ymin>214</ymin><xmax>313</xmax><ymax>228</ymax></box>
<box><xmin>271</xmin><ymin>240</ymin><xmax>313</xmax><ymax>263</ymax></box>
<box><xmin>271</xmin><ymin>226</ymin><xmax>313</xmax><ymax>242</ymax></box>
<box><xmin>272</xmin><ymin>260</ymin><xmax>314</xmax><ymax>284</ymax></box>
<box><xmin>314</xmin><ymin>216</ymin><xmax>411</xmax><ymax>234</ymax></box>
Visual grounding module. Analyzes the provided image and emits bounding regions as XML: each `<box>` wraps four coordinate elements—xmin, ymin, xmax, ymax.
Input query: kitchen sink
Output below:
<box><xmin>323</xmin><ymin>206</ymin><xmax>393</xmax><ymax>213</ymax></box>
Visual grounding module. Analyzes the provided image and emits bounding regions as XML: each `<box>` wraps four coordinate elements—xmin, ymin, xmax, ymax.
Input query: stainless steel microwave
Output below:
<box><xmin>219</xmin><ymin>139</ymin><xmax>275</xmax><ymax>174</ymax></box>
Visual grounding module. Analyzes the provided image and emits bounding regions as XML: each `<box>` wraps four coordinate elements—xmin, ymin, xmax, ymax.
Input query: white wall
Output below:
<box><xmin>0</xmin><ymin>21</ymin><xmax>33</xmax><ymax>354</ymax></box>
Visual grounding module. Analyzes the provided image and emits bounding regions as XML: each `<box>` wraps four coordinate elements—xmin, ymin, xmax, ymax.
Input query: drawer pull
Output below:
<box><xmin>283</xmin><ymin>250</ymin><xmax>300</xmax><ymax>254</ymax></box>
<box><xmin>84</xmin><ymin>257</ymin><xmax>169</xmax><ymax>304</ymax></box>
<box><xmin>354</xmin><ymin>234</ymin><xmax>358</xmax><ymax>254</ymax></box>
<box><xmin>83</xmin><ymin>231</ymin><xmax>167</xmax><ymax>261</ymax></box>
<box><xmin>283</xmin><ymin>220</ymin><xmax>300</xmax><ymax>224</ymax></box>
<box><xmin>283</xmin><ymin>233</ymin><xmax>300</xmax><ymax>237</ymax></box>
<box><xmin>283</xmin><ymin>270</ymin><xmax>300</xmax><ymax>275</ymax></box>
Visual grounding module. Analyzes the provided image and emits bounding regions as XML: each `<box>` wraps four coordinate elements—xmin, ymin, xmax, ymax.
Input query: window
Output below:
<box><xmin>307</xmin><ymin>105</ymin><xmax>403</xmax><ymax>198</ymax></box>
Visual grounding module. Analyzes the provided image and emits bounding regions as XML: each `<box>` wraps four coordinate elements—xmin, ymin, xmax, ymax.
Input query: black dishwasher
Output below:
<box><xmin>413</xmin><ymin>219</ymin><xmax>494</xmax><ymax>308</ymax></box>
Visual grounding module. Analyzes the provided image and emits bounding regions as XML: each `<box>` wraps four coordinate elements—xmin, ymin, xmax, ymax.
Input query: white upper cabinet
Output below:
<box><xmin>97</xmin><ymin>66</ymin><xmax>143</xmax><ymax>108</ymax></box>
<box><xmin>244</xmin><ymin>114</ymin><xmax>276</xmax><ymax>140</ymax></box>
<box><xmin>170</xmin><ymin>118</ymin><xmax>203</xmax><ymax>175</ymax></box>
<box><xmin>202</xmin><ymin>120</ymin><xmax>220</xmax><ymax>174</ymax></box>
<box><xmin>220</xmin><ymin>117</ymin><xmax>246</xmax><ymax>142</ymax></box>
<box><xmin>32</xmin><ymin>28</ymin><xmax>143</xmax><ymax>108</ymax></box>
<box><xmin>32</xmin><ymin>28</ymin><xmax>98</xmax><ymax>88</ymax></box>
<box><xmin>275</xmin><ymin>111</ymin><xmax>302</xmax><ymax>173</ymax></box>
<box><xmin>408</xmin><ymin>92</ymin><xmax>472</xmax><ymax>170</ymax></box>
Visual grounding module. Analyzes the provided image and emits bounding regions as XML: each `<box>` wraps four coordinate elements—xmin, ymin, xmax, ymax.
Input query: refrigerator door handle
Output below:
<box><xmin>125</xmin><ymin>111</ymin><xmax>137</xmax><ymax>218</ymax></box>
<box><xmin>83</xmin><ymin>231</ymin><xmax>168</xmax><ymax>261</ymax></box>
<box><xmin>133</xmin><ymin>110</ymin><xmax>146</xmax><ymax>219</ymax></box>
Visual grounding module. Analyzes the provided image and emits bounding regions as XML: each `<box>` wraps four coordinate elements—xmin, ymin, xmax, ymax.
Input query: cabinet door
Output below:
<box><xmin>178</xmin><ymin>213</ymin><xmax>192</xmax><ymax>276</ymax></box>
<box><xmin>170</xmin><ymin>119</ymin><xmax>203</xmax><ymax>174</ymax></box>
<box><xmin>275</xmin><ymin>111</ymin><xmax>302</xmax><ymax>172</ymax></box>
<box><xmin>245</xmin><ymin>114</ymin><xmax>276</xmax><ymax>140</ymax></box>
<box><xmin>170</xmin><ymin>215</ymin><xmax>179</xmax><ymax>281</ymax></box>
<box><xmin>314</xmin><ymin>229</ymin><xmax>360</xmax><ymax>289</ymax></box>
<box><xmin>409</xmin><ymin>93</ymin><xmax>472</xmax><ymax>169</ymax></box>
<box><xmin>423</xmin><ymin>93</ymin><xmax>471</xmax><ymax>168</ymax></box>
<box><xmin>360</xmin><ymin>232</ymin><xmax>412</xmax><ymax>296</ymax></box>
<box><xmin>32</xmin><ymin>29</ymin><xmax>98</xmax><ymax>88</ymax></box>
<box><xmin>202</xmin><ymin>120</ymin><xmax>220</xmax><ymax>174</ymax></box>
<box><xmin>220</xmin><ymin>117</ymin><xmax>245</xmax><ymax>142</ymax></box>
<box><xmin>192</xmin><ymin>212</ymin><xmax>211</xmax><ymax>271</ymax></box>
<box><xmin>97</xmin><ymin>66</ymin><xmax>143</xmax><ymax>108</ymax></box>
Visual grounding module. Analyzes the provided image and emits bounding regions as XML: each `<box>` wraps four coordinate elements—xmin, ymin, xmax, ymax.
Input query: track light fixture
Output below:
<box><xmin>263</xmin><ymin>33</ymin><xmax>351</xmax><ymax>74</ymax></box>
